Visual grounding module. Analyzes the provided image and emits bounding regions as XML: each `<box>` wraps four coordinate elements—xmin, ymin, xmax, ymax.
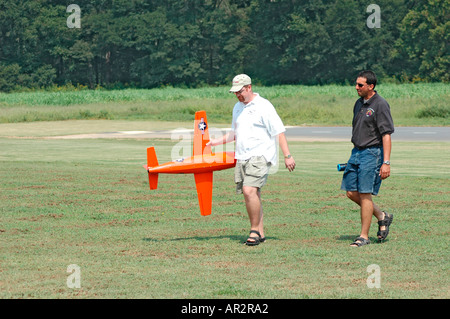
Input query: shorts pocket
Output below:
<box><xmin>234</xmin><ymin>163</ymin><xmax>243</xmax><ymax>183</ymax></box>
<box><xmin>245</xmin><ymin>156</ymin><xmax>270</xmax><ymax>178</ymax></box>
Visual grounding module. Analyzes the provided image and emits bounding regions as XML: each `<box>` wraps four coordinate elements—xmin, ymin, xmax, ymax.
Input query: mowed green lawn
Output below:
<box><xmin>0</xmin><ymin>127</ymin><xmax>448</xmax><ymax>299</ymax></box>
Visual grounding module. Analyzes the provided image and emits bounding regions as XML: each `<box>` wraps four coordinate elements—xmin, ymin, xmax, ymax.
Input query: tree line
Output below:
<box><xmin>0</xmin><ymin>0</ymin><xmax>448</xmax><ymax>92</ymax></box>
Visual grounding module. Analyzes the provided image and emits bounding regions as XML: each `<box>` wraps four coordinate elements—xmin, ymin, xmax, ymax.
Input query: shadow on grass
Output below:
<box><xmin>337</xmin><ymin>234</ymin><xmax>390</xmax><ymax>245</ymax></box>
<box><xmin>143</xmin><ymin>235</ymin><xmax>280</xmax><ymax>243</ymax></box>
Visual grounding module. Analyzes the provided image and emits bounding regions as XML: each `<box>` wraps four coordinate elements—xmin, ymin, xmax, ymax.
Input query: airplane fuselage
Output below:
<box><xmin>146</xmin><ymin>152</ymin><xmax>236</xmax><ymax>175</ymax></box>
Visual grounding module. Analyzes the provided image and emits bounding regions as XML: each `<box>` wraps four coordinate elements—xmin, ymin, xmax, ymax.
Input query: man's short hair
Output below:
<box><xmin>357</xmin><ymin>70</ymin><xmax>377</xmax><ymax>88</ymax></box>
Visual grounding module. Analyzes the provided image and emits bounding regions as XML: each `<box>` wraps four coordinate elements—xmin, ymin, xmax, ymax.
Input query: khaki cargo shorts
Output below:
<box><xmin>235</xmin><ymin>156</ymin><xmax>271</xmax><ymax>194</ymax></box>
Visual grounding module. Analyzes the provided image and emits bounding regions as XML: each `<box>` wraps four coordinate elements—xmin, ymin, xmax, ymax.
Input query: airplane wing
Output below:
<box><xmin>193</xmin><ymin>110</ymin><xmax>211</xmax><ymax>157</ymax></box>
<box><xmin>194</xmin><ymin>172</ymin><xmax>213</xmax><ymax>216</ymax></box>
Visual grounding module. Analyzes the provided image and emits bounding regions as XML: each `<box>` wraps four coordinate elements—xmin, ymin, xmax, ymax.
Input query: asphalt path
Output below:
<box><xmin>284</xmin><ymin>126</ymin><xmax>450</xmax><ymax>142</ymax></box>
<box><xmin>47</xmin><ymin>126</ymin><xmax>449</xmax><ymax>142</ymax></box>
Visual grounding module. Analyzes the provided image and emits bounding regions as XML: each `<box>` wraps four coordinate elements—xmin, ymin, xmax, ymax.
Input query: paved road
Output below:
<box><xmin>47</xmin><ymin>126</ymin><xmax>449</xmax><ymax>142</ymax></box>
<box><xmin>285</xmin><ymin>126</ymin><xmax>450</xmax><ymax>142</ymax></box>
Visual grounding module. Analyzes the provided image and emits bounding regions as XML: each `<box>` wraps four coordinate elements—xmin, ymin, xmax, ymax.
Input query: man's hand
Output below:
<box><xmin>379</xmin><ymin>164</ymin><xmax>390</xmax><ymax>179</ymax></box>
<box><xmin>285</xmin><ymin>156</ymin><xmax>295</xmax><ymax>172</ymax></box>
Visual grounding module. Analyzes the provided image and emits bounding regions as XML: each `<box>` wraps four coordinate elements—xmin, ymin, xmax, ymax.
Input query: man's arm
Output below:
<box><xmin>278</xmin><ymin>132</ymin><xmax>295</xmax><ymax>172</ymax></box>
<box><xmin>207</xmin><ymin>130</ymin><xmax>235</xmax><ymax>146</ymax></box>
<box><xmin>380</xmin><ymin>134</ymin><xmax>391</xmax><ymax>180</ymax></box>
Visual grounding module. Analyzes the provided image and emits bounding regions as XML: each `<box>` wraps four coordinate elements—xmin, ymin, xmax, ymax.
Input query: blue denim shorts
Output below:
<box><xmin>340</xmin><ymin>146</ymin><xmax>383</xmax><ymax>195</ymax></box>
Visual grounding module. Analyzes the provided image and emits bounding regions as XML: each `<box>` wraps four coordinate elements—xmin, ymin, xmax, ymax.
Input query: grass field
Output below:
<box><xmin>1</xmin><ymin>125</ymin><xmax>449</xmax><ymax>299</ymax></box>
<box><xmin>1</xmin><ymin>84</ymin><xmax>448</xmax><ymax>300</ymax></box>
<box><xmin>0</xmin><ymin>83</ymin><xmax>448</xmax><ymax>126</ymax></box>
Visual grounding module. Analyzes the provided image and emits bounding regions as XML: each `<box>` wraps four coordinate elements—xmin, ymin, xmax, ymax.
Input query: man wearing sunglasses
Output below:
<box><xmin>341</xmin><ymin>70</ymin><xmax>395</xmax><ymax>247</ymax></box>
<box><xmin>208</xmin><ymin>74</ymin><xmax>295</xmax><ymax>246</ymax></box>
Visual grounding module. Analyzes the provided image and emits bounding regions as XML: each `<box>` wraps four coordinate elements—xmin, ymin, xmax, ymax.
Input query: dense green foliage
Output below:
<box><xmin>0</xmin><ymin>0</ymin><xmax>448</xmax><ymax>92</ymax></box>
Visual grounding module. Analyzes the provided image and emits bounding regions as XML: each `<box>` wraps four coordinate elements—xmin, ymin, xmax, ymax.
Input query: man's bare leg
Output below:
<box><xmin>243</xmin><ymin>186</ymin><xmax>264</xmax><ymax>243</ymax></box>
<box><xmin>346</xmin><ymin>191</ymin><xmax>385</xmax><ymax>246</ymax></box>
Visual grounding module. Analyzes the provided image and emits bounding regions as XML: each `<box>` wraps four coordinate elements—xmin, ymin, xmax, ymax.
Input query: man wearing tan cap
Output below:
<box><xmin>208</xmin><ymin>74</ymin><xmax>295</xmax><ymax>246</ymax></box>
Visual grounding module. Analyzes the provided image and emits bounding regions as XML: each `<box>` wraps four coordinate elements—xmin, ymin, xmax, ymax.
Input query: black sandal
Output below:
<box><xmin>245</xmin><ymin>230</ymin><xmax>261</xmax><ymax>246</ymax></box>
<box><xmin>377</xmin><ymin>212</ymin><xmax>393</xmax><ymax>242</ymax></box>
<box><xmin>350</xmin><ymin>236</ymin><xmax>370</xmax><ymax>247</ymax></box>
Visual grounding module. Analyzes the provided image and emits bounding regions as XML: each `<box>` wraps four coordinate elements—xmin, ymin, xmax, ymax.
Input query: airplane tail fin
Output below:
<box><xmin>193</xmin><ymin>110</ymin><xmax>211</xmax><ymax>157</ymax></box>
<box><xmin>145</xmin><ymin>147</ymin><xmax>159</xmax><ymax>190</ymax></box>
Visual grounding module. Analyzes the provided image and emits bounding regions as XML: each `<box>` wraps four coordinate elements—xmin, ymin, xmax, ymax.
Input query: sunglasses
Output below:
<box><xmin>356</xmin><ymin>83</ymin><xmax>365</xmax><ymax>87</ymax></box>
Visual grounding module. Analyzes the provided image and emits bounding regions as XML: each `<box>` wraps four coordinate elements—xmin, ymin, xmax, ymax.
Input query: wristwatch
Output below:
<box><xmin>383</xmin><ymin>161</ymin><xmax>390</xmax><ymax>165</ymax></box>
<box><xmin>285</xmin><ymin>154</ymin><xmax>292</xmax><ymax>159</ymax></box>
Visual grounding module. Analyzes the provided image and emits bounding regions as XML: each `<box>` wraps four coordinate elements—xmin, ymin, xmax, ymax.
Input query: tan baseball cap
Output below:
<box><xmin>229</xmin><ymin>74</ymin><xmax>251</xmax><ymax>92</ymax></box>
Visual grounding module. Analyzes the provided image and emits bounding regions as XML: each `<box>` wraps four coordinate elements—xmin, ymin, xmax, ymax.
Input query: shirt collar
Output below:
<box><xmin>362</xmin><ymin>91</ymin><xmax>378</xmax><ymax>105</ymax></box>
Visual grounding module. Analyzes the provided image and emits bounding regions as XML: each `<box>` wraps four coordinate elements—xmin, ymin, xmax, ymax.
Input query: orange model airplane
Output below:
<box><xmin>144</xmin><ymin>110</ymin><xmax>236</xmax><ymax>216</ymax></box>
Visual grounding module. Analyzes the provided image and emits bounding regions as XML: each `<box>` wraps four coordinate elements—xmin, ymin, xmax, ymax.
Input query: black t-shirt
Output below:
<box><xmin>351</xmin><ymin>92</ymin><xmax>395</xmax><ymax>149</ymax></box>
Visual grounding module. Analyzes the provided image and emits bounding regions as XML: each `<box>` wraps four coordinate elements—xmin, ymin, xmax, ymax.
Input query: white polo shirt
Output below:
<box><xmin>231</xmin><ymin>93</ymin><xmax>286</xmax><ymax>165</ymax></box>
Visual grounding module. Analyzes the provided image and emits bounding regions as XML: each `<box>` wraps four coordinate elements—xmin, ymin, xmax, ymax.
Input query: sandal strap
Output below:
<box><xmin>246</xmin><ymin>230</ymin><xmax>261</xmax><ymax>246</ymax></box>
<box><xmin>378</xmin><ymin>212</ymin><xmax>393</xmax><ymax>226</ymax></box>
<box><xmin>352</xmin><ymin>237</ymin><xmax>370</xmax><ymax>246</ymax></box>
<box><xmin>249</xmin><ymin>230</ymin><xmax>261</xmax><ymax>238</ymax></box>
<box><xmin>378</xmin><ymin>219</ymin><xmax>390</xmax><ymax>226</ymax></box>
